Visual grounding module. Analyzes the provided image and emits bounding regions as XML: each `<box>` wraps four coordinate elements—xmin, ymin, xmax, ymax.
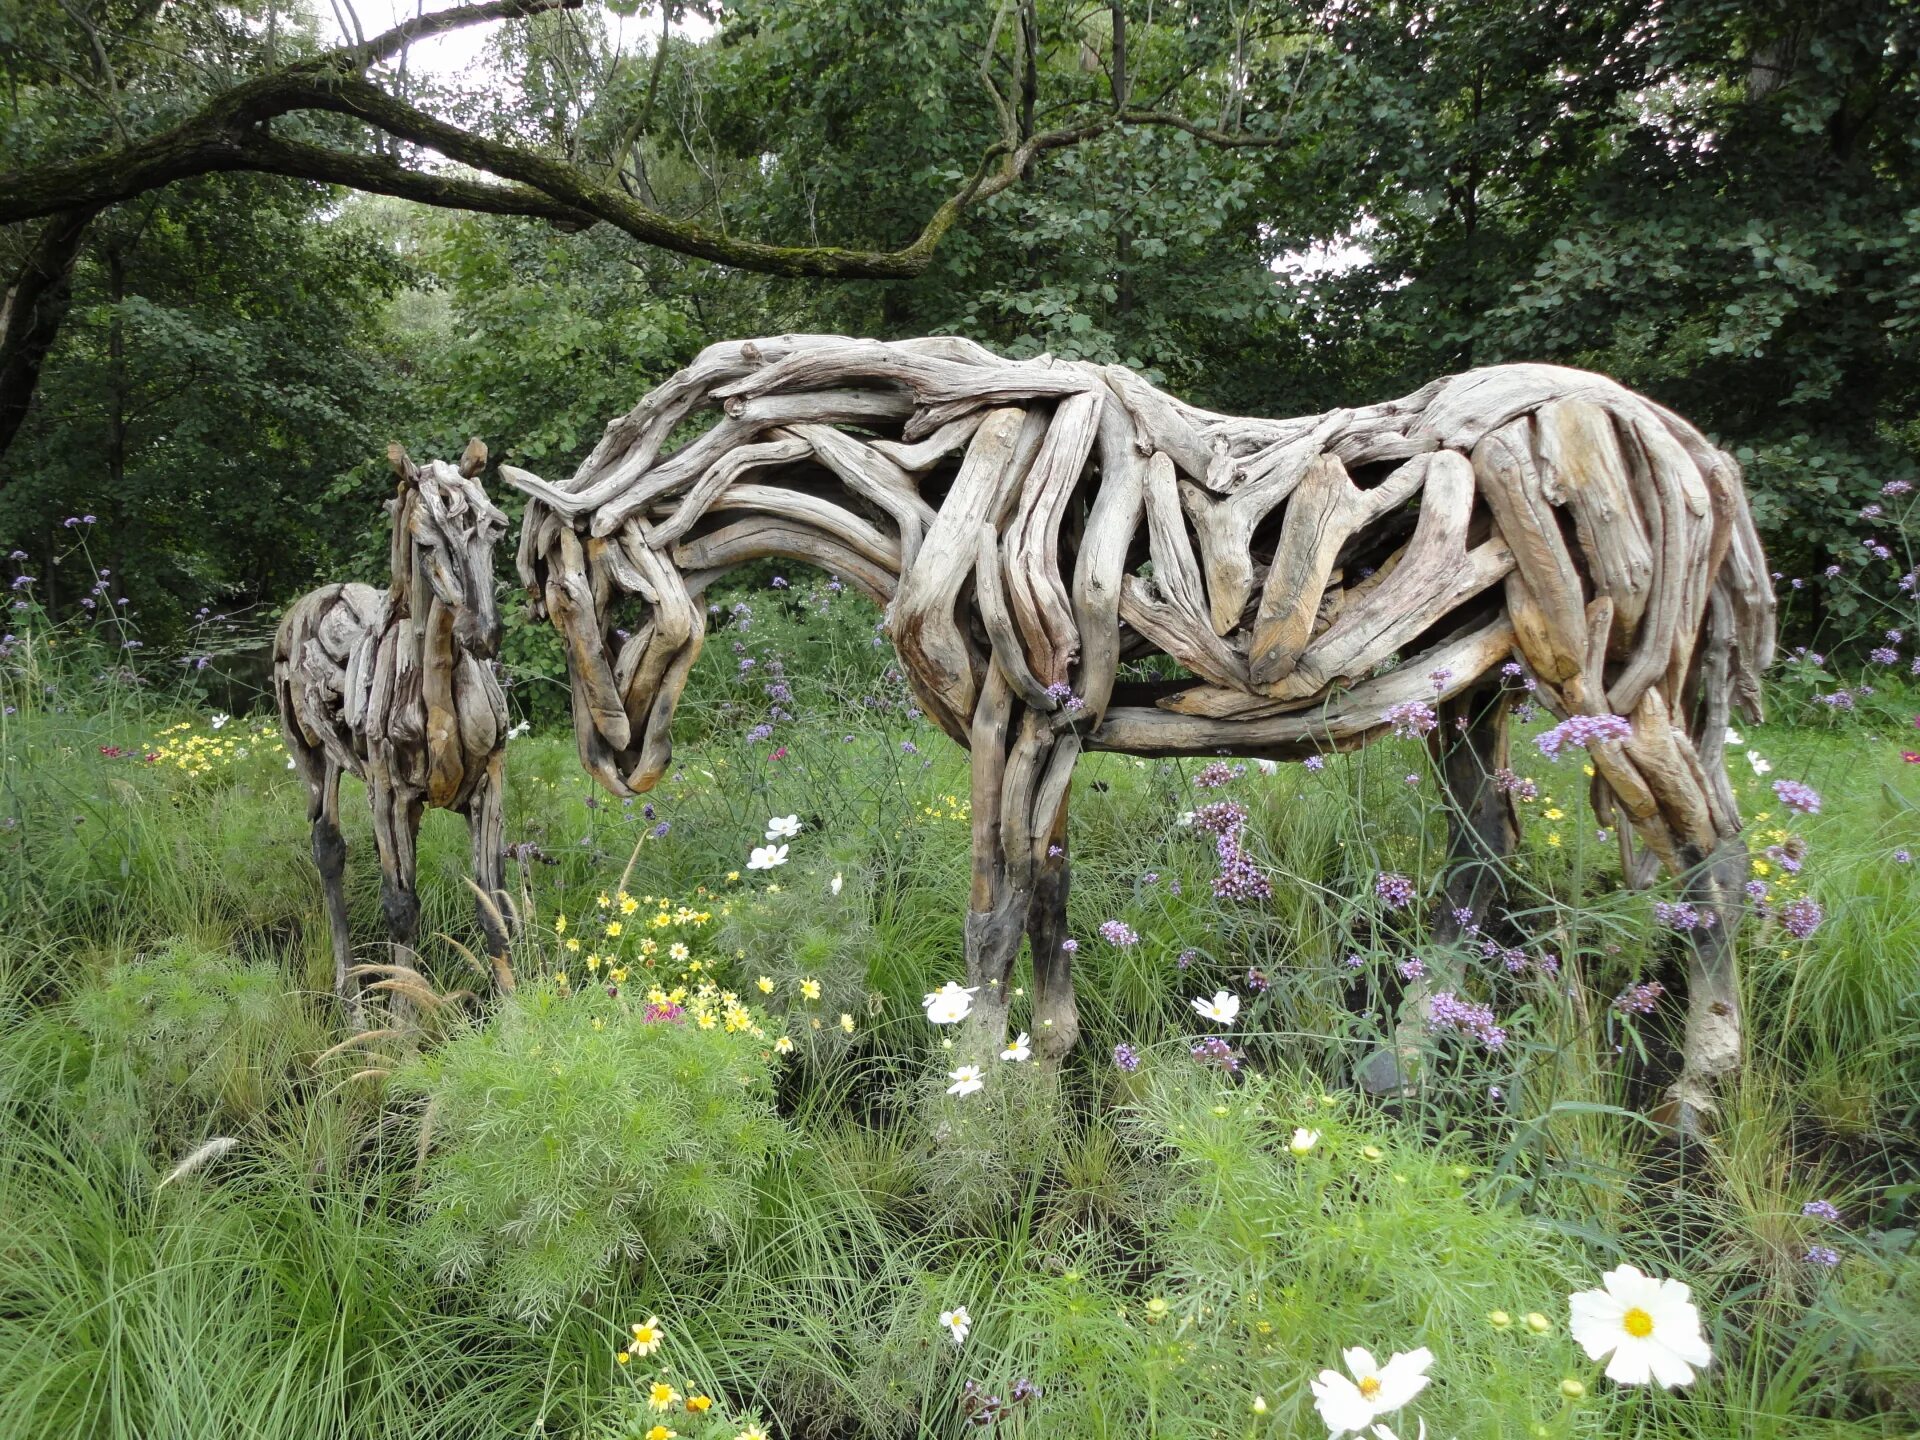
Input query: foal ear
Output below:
<box><xmin>458</xmin><ymin>437</ymin><xmax>488</xmax><ymax>479</ymax></box>
<box><xmin>387</xmin><ymin>442</ymin><xmax>418</xmax><ymax>482</ymax></box>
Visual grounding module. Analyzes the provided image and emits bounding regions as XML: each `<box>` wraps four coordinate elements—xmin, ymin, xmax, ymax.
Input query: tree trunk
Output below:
<box><xmin>0</xmin><ymin>207</ymin><xmax>100</xmax><ymax>465</ymax></box>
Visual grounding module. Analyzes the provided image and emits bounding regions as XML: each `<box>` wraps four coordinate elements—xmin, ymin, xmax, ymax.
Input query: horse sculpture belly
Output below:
<box><xmin>501</xmin><ymin>336</ymin><xmax>1776</xmax><ymax>1129</ymax></box>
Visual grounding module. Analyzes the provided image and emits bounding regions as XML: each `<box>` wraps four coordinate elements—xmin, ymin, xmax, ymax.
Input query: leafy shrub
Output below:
<box><xmin>65</xmin><ymin>937</ymin><xmax>318</xmax><ymax>1150</ymax></box>
<box><xmin>401</xmin><ymin>981</ymin><xmax>790</xmax><ymax>1322</ymax></box>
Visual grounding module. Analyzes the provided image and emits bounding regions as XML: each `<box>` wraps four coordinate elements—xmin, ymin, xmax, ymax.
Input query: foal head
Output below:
<box><xmin>387</xmin><ymin>439</ymin><xmax>511</xmax><ymax>658</ymax></box>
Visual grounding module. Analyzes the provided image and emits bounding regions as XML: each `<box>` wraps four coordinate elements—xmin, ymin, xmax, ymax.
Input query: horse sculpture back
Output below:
<box><xmin>501</xmin><ymin>336</ymin><xmax>1775</xmax><ymax>1124</ymax></box>
<box><xmin>277</xmin><ymin>439</ymin><xmax>513</xmax><ymax>1018</ymax></box>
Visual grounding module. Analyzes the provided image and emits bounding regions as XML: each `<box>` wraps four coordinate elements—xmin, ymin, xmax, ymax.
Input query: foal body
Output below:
<box><xmin>275</xmin><ymin>441</ymin><xmax>512</xmax><ymax>1016</ymax></box>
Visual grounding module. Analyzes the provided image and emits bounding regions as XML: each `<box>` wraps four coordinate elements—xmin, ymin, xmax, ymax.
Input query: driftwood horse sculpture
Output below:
<box><xmin>276</xmin><ymin>440</ymin><xmax>513</xmax><ymax>1019</ymax></box>
<box><xmin>501</xmin><ymin>336</ymin><xmax>1775</xmax><ymax>1123</ymax></box>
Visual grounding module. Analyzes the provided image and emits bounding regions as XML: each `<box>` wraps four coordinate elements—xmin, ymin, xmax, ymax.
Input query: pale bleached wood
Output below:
<box><xmin>889</xmin><ymin>408</ymin><xmax>1029</xmax><ymax>742</ymax></box>
<box><xmin>1533</xmin><ymin>399</ymin><xmax>1653</xmax><ymax>648</ymax></box>
<box><xmin>1248</xmin><ymin>451</ymin><xmax>1429</xmax><ymax>685</ymax></box>
<box><xmin>791</xmin><ymin>423</ymin><xmax>937</xmax><ymax>568</ymax></box>
<box><xmin>1261</xmin><ymin>453</ymin><xmax>1512</xmax><ymax>701</ymax></box>
<box><xmin>1068</xmin><ymin>390</ymin><xmax>1147</xmax><ymax>728</ymax></box>
<box><xmin>1179</xmin><ymin>407</ymin><xmax>1355</xmax><ymax>633</ymax></box>
<box><xmin>546</xmin><ymin>527</ymin><xmax>632</xmax><ymax>752</ymax></box>
<box><xmin>649</xmin><ymin>434</ymin><xmax>813</xmax><ymax>546</ymax></box>
<box><xmin>1002</xmin><ymin>391</ymin><xmax>1101</xmax><ymax>686</ymax></box>
<box><xmin>1092</xmin><ymin>616</ymin><xmax>1517</xmax><ymax>754</ymax></box>
<box><xmin>868</xmin><ymin>411</ymin><xmax>987</xmax><ymax>471</ymax></box>
<box><xmin>1473</xmin><ymin>417</ymin><xmax>1588</xmax><ymax>683</ymax></box>
<box><xmin>974</xmin><ymin>523</ymin><xmax>1055</xmax><ymax>711</ymax></box>
<box><xmin>1141</xmin><ymin>450</ymin><xmax>1208</xmax><ymax>626</ymax></box>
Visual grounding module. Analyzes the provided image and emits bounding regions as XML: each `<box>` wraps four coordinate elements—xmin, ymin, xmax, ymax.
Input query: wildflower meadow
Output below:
<box><xmin>0</xmin><ymin>491</ymin><xmax>1916</xmax><ymax>1440</ymax></box>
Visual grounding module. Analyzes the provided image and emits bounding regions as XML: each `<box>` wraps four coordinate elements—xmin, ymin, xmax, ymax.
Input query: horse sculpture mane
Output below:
<box><xmin>502</xmin><ymin>334</ymin><xmax>1776</xmax><ymax>1126</ymax></box>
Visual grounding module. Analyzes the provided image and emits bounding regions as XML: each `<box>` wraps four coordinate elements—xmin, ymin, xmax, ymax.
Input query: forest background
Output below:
<box><xmin>4</xmin><ymin>0</ymin><xmax>1915</xmax><ymax>707</ymax></box>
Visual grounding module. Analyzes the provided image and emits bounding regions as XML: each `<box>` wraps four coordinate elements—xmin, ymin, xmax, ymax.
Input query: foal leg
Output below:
<box><xmin>297</xmin><ymin>743</ymin><xmax>358</xmax><ymax>1026</ymax></box>
<box><xmin>369</xmin><ymin>778</ymin><xmax>425</xmax><ymax>1026</ymax></box>
<box><xmin>464</xmin><ymin>753</ymin><xmax>513</xmax><ymax>993</ymax></box>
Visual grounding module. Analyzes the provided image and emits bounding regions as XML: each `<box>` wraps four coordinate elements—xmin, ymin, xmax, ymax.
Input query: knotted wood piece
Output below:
<box><xmin>502</xmin><ymin>338</ymin><xmax>1775</xmax><ymax>1120</ymax></box>
<box><xmin>276</xmin><ymin>440</ymin><xmax>514</xmax><ymax>1021</ymax></box>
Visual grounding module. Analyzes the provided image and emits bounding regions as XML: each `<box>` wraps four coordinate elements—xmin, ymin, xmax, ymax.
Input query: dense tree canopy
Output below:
<box><xmin>3</xmin><ymin>0</ymin><xmax>1915</xmax><ymax>646</ymax></box>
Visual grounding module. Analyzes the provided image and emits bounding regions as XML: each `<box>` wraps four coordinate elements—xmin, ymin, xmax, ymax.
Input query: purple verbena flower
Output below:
<box><xmin>1777</xmin><ymin>896</ymin><xmax>1824</xmax><ymax>939</ymax></box>
<box><xmin>1653</xmin><ymin>900</ymin><xmax>1717</xmax><ymax>932</ymax></box>
<box><xmin>1303</xmin><ymin>755</ymin><xmax>1326</xmax><ymax>772</ymax></box>
<box><xmin>1772</xmin><ymin>779</ymin><xmax>1821</xmax><ymax>815</ymax></box>
<box><xmin>1193</xmin><ymin>760</ymin><xmax>1238</xmax><ymax>789</ymax></box>
<box><xmin>1612</xmin><ymin>980</ymin><xmax>1666</xmax><ymax>1015</ymax></box>
<box><xmin>1427</xmin><ymin>990</ymin><xmax>1506</xmax><ymax>1049</ymax></box>
<box><xmin>1191</xmin><ymin>799</ymin><xmax>1247</xmax><ymax>837</ymax></box>
<box><xmin>1374</xmin><ymin>872</ymin><xmax>1416</xmax><ymax>909</ymax></box>
<box><xmin>1112</xmin><ymin>1042</ymin><xmax>1141</xmax><ymax>1073</ymax></box>
<box><xmin>1803</xmin><ymin>1245</ymin><xmax>1841</xmax><ymax>1268</ymax></box>
<box><xmin>1099</xmin><ymin>919</ymin><xmax>1139</xmax><ymax>947</ymax></box>
<box><xmin>1536</xmin><ymin>713</ymin><xmax>1632</xmax><ymax>760</ymax></box>
<box><xmin>1802</xmin><ymin>1199</ymin><xmax>1841</xmax><ymax>1222</ymax></box>
<box><xmin>1383</xmin><ymin>699</ymin><xmax>1438</xmax><ymax>739</ymax></box>
<box><xmin>1190</xmin><ymin>1035</ymin><xmax>1242</xmax><ymax>1071</ymax></box>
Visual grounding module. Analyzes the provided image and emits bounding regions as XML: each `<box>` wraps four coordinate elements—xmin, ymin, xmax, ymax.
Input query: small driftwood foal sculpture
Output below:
<box><xmin>276</xmin><ymin>440</ymin><xmax>513</xmax><ymax>1019</ymax></box>
<box><xmin>501</xmin><ymin>336</ymin><xmax>1775</xmax><ymax>1125</ymax></box>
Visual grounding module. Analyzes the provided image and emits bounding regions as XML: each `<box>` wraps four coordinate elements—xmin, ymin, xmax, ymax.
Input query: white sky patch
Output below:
<box><xmin>323</xmin><ymin>0</ymin><xmax>714</xmax><ymax>85</ymax></box>
<box><xmin>1272</xmin><ymin>216</ymin><xmax>1377</xmax><ymax>284</ymax></box>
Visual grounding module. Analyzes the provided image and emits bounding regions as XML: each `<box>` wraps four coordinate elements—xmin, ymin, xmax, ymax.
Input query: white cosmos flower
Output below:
<box><xmin>1310</xmin><ymin>1346</ymin><xmax>1433</xmax><ymax>1437</ymax></box>
<box><xmin>939</xmin><ymin>1306</ymin><xmax>972</xmax><ymax>1345</ymax></box>
<box><xmin>946</xmin><ymin>1065</ymin><xmax>985</xmax><ymax>1097</ymax></box>
<box><xmin>1746</xmin><ymin>750</ymin><xmax>1772</xmax><ymax>776</ymax></box>
<box><xmin>922</xmin><ymin>981</ymin><xmax>977</xmax><ymax>1024</ymax></box>
<box><xmin>1257</xmin><ymin>759</ymin><xmax>1280</xmax><ymax>775</ymax></box>
<box><xmin>1289</xmin><ymin>1127</ymin><xmax>1321</xmax><ymax>1155</ymax></box>
<box><xmin>766</xmin><ymin>814</ymin><xmax>802</xmax><ymax>841</ymax></box>
<box><xmin>210</xmin><ymin>712</ymin><xmax>230</xmax><ymax>730</ymax></box>
<box><xmin>829</xmin><ymin>872</ymin><xmax>843</xmax><ymax>895</ymax></box>
<box><xmin>746</xmin><ymin>843</ymin><xmax>788</xmax><ymax>871</ymax></box>
<box><xmin>1568</xmin><ymin>1264</ymin><xmax>1711</xmax><ymax>1388</ymax></box>
<box><xmin>1368</xmin><ymin>1422</ymin><xmax>1428</xmax><ymax>1440</ymax></box>
<box><xmin>1724</xmin><ymin>727</ymin><xmax>1744</xmax><ymax>745</ymax></box>
<box><xmin>506</xmin><ymin>719</ymin><xmax>531</xmax><ymax>741</ymax></box>
<box><xmin>1191</xmin><ymin>990</ymin><xmax>1241</xmax><ymax>1025</ymax></box>
<box><xmin>1000</xmin><ymin>1032</ymin><xmax>1032</xmax><ymax>1062</ymax></box>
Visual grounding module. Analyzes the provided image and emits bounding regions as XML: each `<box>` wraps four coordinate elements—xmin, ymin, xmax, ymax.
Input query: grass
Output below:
<box><xmin>1</xmin><ymin>577</ymin><xmax>1917</xmax><ymax>1439</ymax></box>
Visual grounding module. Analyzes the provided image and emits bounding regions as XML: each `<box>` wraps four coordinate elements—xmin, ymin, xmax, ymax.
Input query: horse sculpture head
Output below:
<box><xmin>388</xmin><ymin>438</ymin><xmax>510</xmax><ymax>658</ymax></box>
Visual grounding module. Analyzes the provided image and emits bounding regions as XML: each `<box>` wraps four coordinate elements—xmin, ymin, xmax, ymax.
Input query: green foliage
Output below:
<box><xmin>62</xmin><ymin>936</ymin><xmax>324</xmax><ymax>1152</ymax></box>
<box><xmin>399</xmin><ymin>980</ymin><xmax>790</xmax><ymax>1322</ymax></box>
<box><xmin>1</xmin><ymin>625</ymin><xmax>1919</xmax><ymax>1437</ymax></box>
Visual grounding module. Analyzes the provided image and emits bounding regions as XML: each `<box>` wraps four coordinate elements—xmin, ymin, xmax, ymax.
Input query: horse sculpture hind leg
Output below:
<box><xmin>289</xmin><ymin>733</ymin><xmax>357</xmax><ymax>1024</ymax></box>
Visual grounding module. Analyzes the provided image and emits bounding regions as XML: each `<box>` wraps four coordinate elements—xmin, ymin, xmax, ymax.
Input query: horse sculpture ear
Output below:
<box><xmin>387</xmin><ymin>442</ymin><xmax>418</xmax><ymax>483</ymax></box>
<box><xmin>458</xmin><ymin>437</ymin><xmax>488</xmax><ymax>479</ymax></box>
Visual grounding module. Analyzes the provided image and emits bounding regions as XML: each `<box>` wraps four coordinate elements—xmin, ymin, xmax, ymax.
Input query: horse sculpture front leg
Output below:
<box><xmin>960</xmin><ymin>665</ymin><xmax>1084</xmax><ymax>1067</ymax></box>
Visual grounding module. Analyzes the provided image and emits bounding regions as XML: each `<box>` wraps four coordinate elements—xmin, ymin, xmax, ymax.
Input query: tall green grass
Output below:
<box><xmin>1</xmin><ymin>574</ymin><xmax>1916</xmax><ymax>1438</ymax></box>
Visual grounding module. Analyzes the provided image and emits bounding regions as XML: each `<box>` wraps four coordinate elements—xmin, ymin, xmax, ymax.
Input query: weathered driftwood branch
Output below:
<box><xmin>277</xmin><ymin>440</ymin><xmax>513</xmax><ymax>1020</ymax></box>
<box><xmin>501</xmin><ymin>336</ymin><xmax>1775</xmax><ymax>1126</ymax></box>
